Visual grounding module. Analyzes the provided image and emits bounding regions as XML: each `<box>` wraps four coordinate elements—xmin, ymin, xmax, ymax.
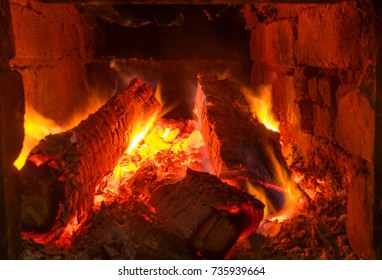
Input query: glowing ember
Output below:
<box><xmin>18</xmin><ymin>75</ymin><xmax>305</xmax><ymax>248</ymax></box>
<box><xmin>127</xmin><ymin>116</ymin><xmax>157</xmax><ymax>153</ymax></box>
<box><xmin>94</xmin><ymin>118</ymin><xmax>207</xmax><ymax>206</ymax></box>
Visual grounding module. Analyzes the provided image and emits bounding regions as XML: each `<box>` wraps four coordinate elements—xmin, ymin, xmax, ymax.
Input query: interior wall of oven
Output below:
<box><xmin>9</xmin><ymin>0</ymin><xmax>97</xmax><ymax>125</ymax></box>
<box><xmin>1</xmin><ymin>0</ymin><xmax>382</xmax><ymax>259</ymax></box>
<box><xmin>244</xmin><ymin>1</ymin><xmax>381</xmax><ymax>258</ymax></box>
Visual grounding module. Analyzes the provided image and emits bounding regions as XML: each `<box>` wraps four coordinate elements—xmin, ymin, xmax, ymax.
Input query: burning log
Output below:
<box><xmin>72</xmin><ymin>202</ymin><xmax>196</xmax><ymax>260</ymax></box>
<box><xmin>20</xmin><ymin>78</ymin><xmax>161</xmax><ymax>235</ymax></box>
<box><xmin>195</xmin><ymin>74</ymin><xmax>289</xmax><ymax>188</ymax></box>
<box><xmin>147</xmin><ymin>169</ymin><xmax>264</xmax><ymax>259</ymax></box>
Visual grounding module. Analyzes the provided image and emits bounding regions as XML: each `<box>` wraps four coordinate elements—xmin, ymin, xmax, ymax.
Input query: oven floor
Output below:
<box><xmin>19</xmin><ymin>174</ymin><xmax>357</xmax><ymax>260</ymax></box>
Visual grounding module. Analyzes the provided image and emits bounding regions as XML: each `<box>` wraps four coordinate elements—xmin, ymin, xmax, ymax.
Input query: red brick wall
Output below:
<box><xmin>244</xmin><ymin>0</ymin><xmax>380</xmax><ymax>258</ymax></box>
<box><xmin>9</xmin><ymin>0</ymin><xmax>95</xmax><ymax>125</ymax></box>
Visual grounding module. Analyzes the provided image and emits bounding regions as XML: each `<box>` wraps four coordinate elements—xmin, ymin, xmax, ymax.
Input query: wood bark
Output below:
<box><xmin>20</xmin><ymin>78</ymin><xmax>161</xmax><ymax>236</ymax></box>
<box><xmin>195</xmin><ymin>74</ymin><xmax>290</xmax><ymax>188</ymax></box>
<box><xmin>71</xmin><ymin>202</ymin><xmax>196</xmax><ymax>260</ymax></box>
<box><xmin>131</xmin><ymin>168</ymin><xmax>265</xmax><ymax>259</ymax></box>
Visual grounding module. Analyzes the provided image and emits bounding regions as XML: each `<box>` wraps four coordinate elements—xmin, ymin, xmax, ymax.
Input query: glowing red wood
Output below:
<box><xmin>20</xmin><ymin>78</ymin><xmax>161</xmax><ymax>237</ymax></box>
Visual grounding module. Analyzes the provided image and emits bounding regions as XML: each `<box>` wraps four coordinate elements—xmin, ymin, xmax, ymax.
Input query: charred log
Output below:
<box><xmin>72</xmin><ymin>202</ymin><xmax>195</xmax><ymax>260</ymax></box>
<box><xmin>195</xmin><ymin>74</ymin><xmax>289</xmax><ymax>188</ymax></box>
<box><xmin>148</xmin><ymin>169</ymin><xmax>264</xmax><ymax>259</ymax></box>
<box><xmin>20</xmin><ymin>78</ymin><xmax>161</xmax><ymax>236</ymax></box>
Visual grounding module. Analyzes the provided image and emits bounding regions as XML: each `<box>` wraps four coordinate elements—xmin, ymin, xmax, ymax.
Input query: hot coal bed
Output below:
<box><xmin>1</xmin><ymin>0</ymin><xmax>381</xmax><ymax>260</ymax></box>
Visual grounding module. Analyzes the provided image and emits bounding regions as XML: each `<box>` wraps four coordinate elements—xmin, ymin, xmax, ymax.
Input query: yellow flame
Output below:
<box><xmin>154</xmin><ymin>82</ymin><xmax>164</xmax><ymax>106</ymax></box>
<box><xmin>246</xmin><ymin>144</ymin><xmax>301</xmax><ymax>222</ymax></box>
<box><xmin>241</xmin><ymin>82</ymin><xmax>302</xmax><ymax>221</ymax></box>
<box><xmin>14</xmin><ymin>108</ymin><xmax>63</xmax><ymax>170</ymax></box>
<box><xmin>101</xmin><ymin>118</ymin><xmax>206</xmax><ymax>198</ymax></box>
<box><xmin>246</xmin><ymin>181</ymin><xmax>277</xmax><ymax>218</ymax></box>
<box><xmin>14</xmin><ymin>94</ymin><xmax>107</xmax><ymax>171</ymax></box>
<box><xmin>67</xmin><ymin>93</ymin><xmax>107</xmax><ymax>129</ymax></box>
<box><xmin>266</xmin><ymin>144</ymin><xmax>301</xmax><ymax>222</ymax></box>
<box><xmin>109</xmin><ymin>59</ymin><xmax>135</xmax><ymax>87</ymax></box>
<box><xmin>127</xmin><ymin>116</ymin><xmax>157</xmax><ymax>153</ymax></box>
<box><xmin>242</xmin><ymin>85</ymin><xmax>280</xmax><ymax>132</ymax></box>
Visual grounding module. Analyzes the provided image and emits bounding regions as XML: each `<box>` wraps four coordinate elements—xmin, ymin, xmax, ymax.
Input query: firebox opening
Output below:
<box><xmin>1</xmin><ymin>0</ymin><xmax>381</xmax><ymax>260</ymax></box>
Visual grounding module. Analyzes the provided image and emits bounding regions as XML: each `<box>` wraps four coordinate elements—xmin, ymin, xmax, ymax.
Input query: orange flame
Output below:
<box><xmin>246</xmin><ymin>144</ymin><xmax>302</xmax><ymax>222</ymax></box>
<box><xmin>242</xmin><ymin>85</ymin><xmax>280</xmax><ymax>132</ymax></box>
<box><xmin>243</xmin><ymin>84</ymin><xmax>302</xmax><ymax>222</ymax></box>
<box><xmin>94</xmin><ymin>118</ymin><xmax>206</xmax><ymax>206</ymax></box>
<box><xmin>94</xmin><ymin>81</ymin><xmax>205</xmax><ymax>201</ymax></box>
<box><xmin>265</xmin><ymin>143</ymin><xmax>302</xmax><ymax>222</ymax></box>
<box><xmin>14</xmin><ymin>92</ymin><xmax>106</xmax><ymax>171</ymax></box>
<box><xmin>246</xmin><ymin>181</ymin><xmax>277</xmax><ymax>218</ymax></box>
<box><xmin>14</xmin><ymin>107</ymin><xmax>63</xmax><ymax>170</ymax></box>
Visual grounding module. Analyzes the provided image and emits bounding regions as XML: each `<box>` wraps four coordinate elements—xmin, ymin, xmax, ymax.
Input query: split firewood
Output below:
<box><xmin>72</xmin><ymin>202</ymin><xmax>196</xmax><ymax>260</ymax></box>
<box><xmin>195</xmin><ymin>74</ymin><xmax>289</xmax><ymax>188</ymax></box>
<box><xmin>147</xmin><ymin>169</ymin><xmax>264</xmax><ymax>259</ymax></box>
<box><xmin>20</xmin><ymin>78</ymin><xmax>161</xmax><ymax>236</ymax></box>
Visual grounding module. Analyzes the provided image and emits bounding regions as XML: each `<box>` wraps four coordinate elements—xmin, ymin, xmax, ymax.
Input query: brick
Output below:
<box><xmin>336</xmin><ymin>89</ymin><xmax>375</xmax><ymax>162</ymax></box>
<box><xmin>318</xmin><ymin>76</ymin><xmax>339</xmax><ymax>111</ymax></box>
<box><xmin>18</xmin><ymin>57</ymin><xmax>88</xmax><ymax>124</ymax></box>
<box><xmin>10</xmin><ymin>0</ymin><xmax>85</xmax><ymax>60</ymax></box>
<box><xmin>272</xmin><ymin>73</ymin><xmax>318</xmax><ymax>137</ymax></box>
<box><xmin>308</xmin><ymin>76</ymin><xmax>319</xmax><ymax>101</ymax></box>
<box><xmin>273</xmin><ymin>4</ymin><xmax>311</xmax><ymax>19</ymax></box>
<box><xmin>298</xmin><ymin>99</ymin><xmax>313</xmax><ymax>134</ymax></box>
<box><xmin>297</xmin><ymin>2</ymin><xmax>361</xmax><ymax>69</ymax></box>
<box><xmin>251</xmin><ymin>62</ymin><xmax>264</xmax><ymax>87</ymax></box>
<box><xmin>250</xmin><ymin>18</ymin><xmax>296</xmax><ymax>67</ymax></box>
<box><xmin>19</xmin><ymin>62</ymin><xmax>85</xmax><ymax>124</ymax></box>
<box><xmin>8</xmin><ymin>0</ymin><xmax>90</xmax><ymax>124</ymax></box>
<box><xmin>250</xmin><ymin>23</ymin><xmax>266</xmax><ymax>62</ymax></box>
<box><xmin>293</xmin><ymin>66</ymin><xmax>317</xmax><ymax>100</ymax></box>
<box><xmin>0</xmin><ymin>0</ymin><xmax>15</xmax><ymax>63</ymax></box>
<box><xmin>347</xmin><ymin>161</ymin><xmax>376</xmax><ymax>259</ymax></box>
<box><xmin>313</xmin><ymin>104</ymin><xmax>335</xmax><ymax>140</ymax></box>
<box><xmin>272</xmin><ymin>74</ymin><xmax>300</xmax><ymax>128</ymax></box>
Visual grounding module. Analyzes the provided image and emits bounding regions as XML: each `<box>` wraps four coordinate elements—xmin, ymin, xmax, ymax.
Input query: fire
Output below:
<box><xmin>246</xmin><ymin>155</ymin><xmax>302</xmax><ymax>222</ymax></box>
<box><xmin>14</xmin><ymin>107</ymin><xmax>63</xmax><ymax>170</ymax></box>
<box><xmin>94</xmin><ymin>118</ymin><xmax>206</xmax><ymax>205</ymax></box>
<box><xmin>18</xmin><ymin>75</ymin><xmax>304</xmax><ymax>247</ymax></box>
<box><xmin>264</xmin><ymin>143</ymin><xmax>302</xmax><ymax>222</ymax></box>
<box><xmin>14</xmin><ymin>94</ymin><xmax>107</xmax><ymax>171</ymax></box>
<box><xmin>246</xmin><ymin>181</ymin><xmax>277</xmax><ymax>218</ymax></box>
<box><xmin>94</xmin><ymin>81</ymin><xmax>206</xmax><ymax>202</ymax></box>
<box><xmin>242</xmin><ymin>85</ymin><xmax>280</xmax><ymax>132</ymax></box>
<box><xmin>243</xmin><ymin>84</ymin><xmax>302</xmax><ymax>222</ymax></box>
<box><xmin>127</xmin><ymin>116</ymin><xmax>157</xmax><ymax>153</ymax></box>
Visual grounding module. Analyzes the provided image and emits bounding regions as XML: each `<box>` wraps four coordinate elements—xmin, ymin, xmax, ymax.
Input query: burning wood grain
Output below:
<box><xmin>20</xmin><ymin>78</ymin><xmax>161</xmax><ymax>238</ymax></box>
<box><xmin>195</xmin><ymin>74</ymin><xmax>289</xmax><ymax>187</ymax></box>
<box><xmin>148</xmin><ymin>169</ymin><xmax>264</xmax><ymax>259</ymax></box>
